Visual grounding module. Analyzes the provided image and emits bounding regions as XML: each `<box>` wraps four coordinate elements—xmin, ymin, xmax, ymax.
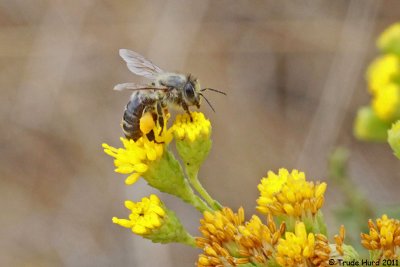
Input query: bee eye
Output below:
<box><xmin>185</xmin><ymin>83</ymin><xmax>195</xmax><ymax>99</ymax></box>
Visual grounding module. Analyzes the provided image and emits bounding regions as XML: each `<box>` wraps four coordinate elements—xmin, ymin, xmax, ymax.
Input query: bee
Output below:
<box><xmin>114</xmin><ymin>49</ymin><xmax>225</xmax><ymax>141</ymax></box>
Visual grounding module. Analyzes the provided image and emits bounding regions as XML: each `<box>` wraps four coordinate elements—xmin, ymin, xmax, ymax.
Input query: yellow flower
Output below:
<box><xmin>372</xmin><ymin>83</ymin><xmax>400</xmax><ymax>121</ymax></box>
<box><xmin>113</xmin><ymin>194</ymin><xmax>196</xmax><ymax>245</ymax></box>
<box><xmin>334</xmin><ymin>225</ymin><xmax>346</xmax><ymax>256</ymax></box>
<box><xmin>103</xmin><ymin>114</ymin><xmax>211</xmax><ymax>212</ymax></box>
<box><xmin>366</xmin><ymin>54</ymin><xmax>400</xmax><ymax>95</ymax></box>
<box><xmin>171</xmin><ymin>112</ymin><xmax>212</xmax><ymax>169</ymax></box>
<box><xmin>311</xmin><ymin>234</ymin><xmax>331</xmax><ymax>267</ymax></box>
<box><xmin>276</xmin><ymin>223</ymin><xmax>354</xmax><ymax>267</ymax></box>
<box><xmin>353</xmin><ymin>106</ymin><xmax>391</xmax><ymax>142</ymax></box>
<box><xmin>197</xmin><ymin>207</ymin><xmax>245</xmax><ymax>246</ymax></box>
<box><xmin>238</xmin><ymin>214</ymin><xmax>285</xmax><ymax>265</ymax></box>
<box><xmin>276</xmin><ymin>222</ymin><xmax>316</xmax><ymax>267</ymax></box>
<box><xmin>196</xmin><ymin>208</ymin><xmax>285</xmax><ymax>266</ymax></box>
<box><xmin>102</xmin><ymin>137</ymin><xmax>165</xmax><ymax>185</ymax></box>
<box><xmin>196</xmin><ymin>207</ymin><xmax>249</xmax><ymax>266</ymax></box>
<box><xmin>361</xmin><ymin>214</ymin><xmax>400</xmax><ymax>260</ymax></box>
<box><xmin>172</xmin><ymin>112</ymin><xmax>221</xmax><ymax>210</ymax></box>
<box><xmin>112</xmin><ymin>194</ymin><xmax>165</xmax><ymax>235</ymax></box>
<box><xmin>256</xmin><ymin>168</ymin><xmax>327</xmax><ymax>219</ymax></box>
<box><xmin>378</xmin><ymin>23</ymin><xmax>400</xmax><ymax>55</ymax></box>
<box><xmin>172</xmin><ymin>112</ymin><xmax>211</xmax><ymax>142</ymax></box>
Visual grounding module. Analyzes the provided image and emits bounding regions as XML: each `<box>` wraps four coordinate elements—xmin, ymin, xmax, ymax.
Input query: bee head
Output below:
<box><xmin>183</xmin><ymin>76</ymin><xmax>201</xmax><ymax>108</ymax></box>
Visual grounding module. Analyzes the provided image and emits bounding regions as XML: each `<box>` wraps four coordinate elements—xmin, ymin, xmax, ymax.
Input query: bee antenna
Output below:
<box><xmin>201</xmin><ymin>88</ymin><xmax>227</xmax><ymax>95</ymax></box>
<box><xmin>199</xmin><ymin>93</ymin><xmax>216</xmax><ymax>112</ymax></box>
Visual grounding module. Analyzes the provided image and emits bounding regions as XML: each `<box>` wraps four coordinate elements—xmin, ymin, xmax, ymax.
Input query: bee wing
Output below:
<box><xmin>114</xmin><ymin>82</ymin><xmax>149</xmax><ymax>91</ymax></box>
<box><xmin>119</xmin><ymin>49</ymin><xmax>165</xmax><ymax>80</ymax></box>
<box><xmin>114</xmin><ymin>82</ymin><xmax>168</xmax><ymax>92</ymax></box>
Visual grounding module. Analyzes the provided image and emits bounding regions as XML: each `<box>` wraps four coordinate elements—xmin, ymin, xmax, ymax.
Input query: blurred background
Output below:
<box><xmin>1</xmin><ymin>0</ymin><xmax>400</xmax><ymax>266</ymax></box>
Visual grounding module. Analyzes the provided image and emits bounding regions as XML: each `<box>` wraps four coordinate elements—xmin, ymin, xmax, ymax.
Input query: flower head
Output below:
<box><xmin>238</xmin><ymin>214</ymin><xmax>285</xmax><ymax>265</ymax></box>
<box><xmin>366</xmin><ymin>54</ymin><xmax>400</xmax><ymax>95</ymax></box>
<box><xmin>196</xmin><ymin>208</ymin><xmax>285</xmax><ymax>266</ymax></box>
<box><xmin>113</xmin><ymin>194</ymin><xmax>165</xmax><ymax>235</ymax></box>
<box><xmin>103</xmin><ymin>119</ymin><xmax>210</xmax><ymax>213</ymax></box>
<box><xmin>276</xmin><ymin>222</ymin><xmax>316</xmax><ymax>267</ymax></box>
<box><xmin>172</xmin><ymin>112</ymin><xmax>212</xmax><ymax>169</ymax></box>
<box><xmin>171</xmin><ymin>112</ymin><xmax>221</xmax><ymax>210</ymax></box>
<box><xmin>196</xmin><ymin>207</ymin><xmax>249</xmax><ymax>266</ymax></box>
<box><xmin>102</xmin><ymin>137</ymin><xmax>165</xmax><ymax>185</ymax></box>
<box><xmin>173</xmin><ymin>112</ymin><xmax>211</xmax><ymax>142</ymax></box>
<box><xmin>361</xmin><ymin>214</ymin><xmax>400</xmax><ymax>259</ymax></box>
<box><xmin>372</xmin><ymin>83</ymin><xmax>400</xmax><ymax>121</ymax></box>
<box><xmin>113</xmin><ymin>194</ymin><xmax>195</xmax><ymax>245</ymax></box>
<box><xmin>103</xmin><ymin>108</ymin><xmax>174</xmax><ymax>185</ymax></box>
<box><xmin>378</xmin><ymin>22</ymin><xmax>400</xmax><ymax>56</ymax></box>
<box><xmin>311</xmin><ymin>234</ymin><xmax>331</xmax><ymax>267</ymax></box>
<box><xmin>353</xmin><ymin>106</ymin><xmax>391</xmax><ymax>142</ymax></box>
<box><xmin>256</xmin><ymin>168</ymin><xmax>327</xmax><ymax>219</ymax></box>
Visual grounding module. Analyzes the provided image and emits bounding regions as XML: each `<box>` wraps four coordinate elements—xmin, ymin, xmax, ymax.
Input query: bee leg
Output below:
<box><xmin>188</xmin><ymin>111</ymin><xmax>193</xmax><ymax>122</ymax></box>
<box><xmin>145</xmin><ymin>128</ymin><xmax>164</xmax><ymax>144</ymax></box>
<box><xmin>182</xmin><ymin>102</ymin><xmax>193</xmax><ymax>122</ymax></box>
<box><xmin>146</xmin><ymin>130</ymin><xmax>155</xmax><ymax>141</ymax></box>
<box><xmin>156</xmin><ymin>103</ymin><xmax>164</xmax><ymax>134</ymax></box>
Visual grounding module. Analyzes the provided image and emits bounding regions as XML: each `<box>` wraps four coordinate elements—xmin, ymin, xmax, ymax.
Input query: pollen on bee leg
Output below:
<box><xmin>140</xmin><ymin>112</ymin><xmax>156</xmax><ymax>134</ymax></box>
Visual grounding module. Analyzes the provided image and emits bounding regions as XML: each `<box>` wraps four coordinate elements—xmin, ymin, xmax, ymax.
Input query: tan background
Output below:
<box><xmin>1</xmin><ymin>0</ymin><xmax>400</xmax><ymax>266</ymax></box>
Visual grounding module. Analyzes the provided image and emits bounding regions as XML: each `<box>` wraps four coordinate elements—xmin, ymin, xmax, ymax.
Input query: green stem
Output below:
<box><xmin>181</xmin><ymin>234</ymin><xmax>197</xmax><ymax>247</ymax></box>
<box><xmin>186</xmin><ymin>166</ymin><xmax>222</xmax><ymax>210</ymax></box>
<box><xmin>190</xmin><ymin>193</ymin><xmax>214</xmax><ymax>213</ymax></box>
<box><xmin>144</xmin><ymin>150</ymin><xmax>212</xmax><ymax>213</ymax></box>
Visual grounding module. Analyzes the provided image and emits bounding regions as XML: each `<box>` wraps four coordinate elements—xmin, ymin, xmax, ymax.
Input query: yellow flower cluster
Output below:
<box><xmin>196</xmin><ymin>207</ymin><xmax>286</xmax><ymax>266</ymax></box>
<box><xmin>102</xmin><ymin>137</ymin><xmax>165</xmax><ymax>185</ymax></box>
<box><xmin>372</xmin><ymin>83</ymin><xmax>400</xmax><ymax>121</ymax></box>
<box><xmin>378</xmin><ymin>22</ymin><xmax>400</xmax><ymax>55</ymax></box>
<box><xmin>196</xmin><ymin>207</ymin><xmax>338</xmax><ymax>267</ymax></box>
<box><xmin>361</xmin><ymin>214</ymin><xmax>400</xmax><ymax>259</ymax></box>
<box><xmin>276</xmin><ymin>222</ymin><xmax>316</xmax><ymax>266</ymax></box>
<box><xmin>194</xmin><ymin>168</ymin><xmax>359</xmax><ymax>267</ymax></box>
<box><xmin>368</xmin><ymin>54</ymin><xmax>400</xmax><ymax>122</ymax></box>
<box><xmin>354</xmin><ymin>22</ymin><xmax>400</xmax><ymax>141</ymax></box>
<box><xmin>196</xmin><ymin>207</ymin><xmax>249</xmax><ymax>266</ymax></box>
<box><xmin>172</xmin><ymin>112</ymin><xmax>211</xmax><ymax>142</ymax></box>
<box><xmin>112</xmin><ymin>194</ymin><xmax>165</xmax><ymax>235</ymax></box>
<box><xmin>103</xmin><ymin>46</ymin><xmax>400</xmax><ymax>267</ymax></box>
<box><xmin>367</xmin><ymin>54</ymin><xmax>400</xmax><ymax>95</ymax></box>
<box><xmin>256</xmin><ymin>168</ymin><xmax>327</xmax><ymax>218</ymax></box>
<box><xmin>238</xmin><ymin>214</ymin><xmax>285</xmax><ymax>263</ymax></box>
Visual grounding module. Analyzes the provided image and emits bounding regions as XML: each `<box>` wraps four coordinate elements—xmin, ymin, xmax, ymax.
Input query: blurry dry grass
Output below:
<box><xmin>1</xmin><ymin>1</ymin><xmax>400</xmax><ymax>266</ymax></box>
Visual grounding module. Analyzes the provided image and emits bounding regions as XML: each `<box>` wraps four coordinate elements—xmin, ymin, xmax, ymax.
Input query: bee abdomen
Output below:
<box><xmin>122</xmin><ymin>97</ymin><xmax>145</xmax><ymax>141</ymax></box>
<box><xmin>122</xmin><ymin>93</ymin><xmax>157</xmax><ymax>141</ymax></box>
<box><xmin>122</xmin><ymin>117</ymin><xmax>141</xmax><ymax>140</ymax></box>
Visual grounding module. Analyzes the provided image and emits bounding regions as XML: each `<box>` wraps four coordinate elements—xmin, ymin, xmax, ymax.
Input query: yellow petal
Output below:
<box><xmin>146</xmin><ymin>147</ymin><xmax>157</xmax><ymax>161</ymax></box>
<box><xmin>115</xmin><ymin>165</ymin><xmax>135</xmax><ymax>174</ymax></box>
<box><xmin>125</xmin><ymin>173</ymin><xmax>141</xmax><ymax>185</ymax></box>
<box><xmin>133</xmin><ymin>163</ymin><xmax>148</xmax><ymax>173</ymax></box>
<box><xmin>132</xmin><ymin>224</ymin><xmax>148</xmax><ymax>235</ymax></box>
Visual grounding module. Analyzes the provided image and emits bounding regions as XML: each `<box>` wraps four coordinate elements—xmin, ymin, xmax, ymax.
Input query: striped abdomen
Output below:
<box><xmin>122</xmin><ymin>93</ymin><xmax>156</xmax><ymax>141</ymax></box>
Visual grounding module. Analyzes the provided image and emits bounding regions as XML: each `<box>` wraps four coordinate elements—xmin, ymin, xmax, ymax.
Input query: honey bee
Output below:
<box><xmin>114</xmin><ymin>49</ymin><xmax>225</xmax><ymax>141</ymax></box>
